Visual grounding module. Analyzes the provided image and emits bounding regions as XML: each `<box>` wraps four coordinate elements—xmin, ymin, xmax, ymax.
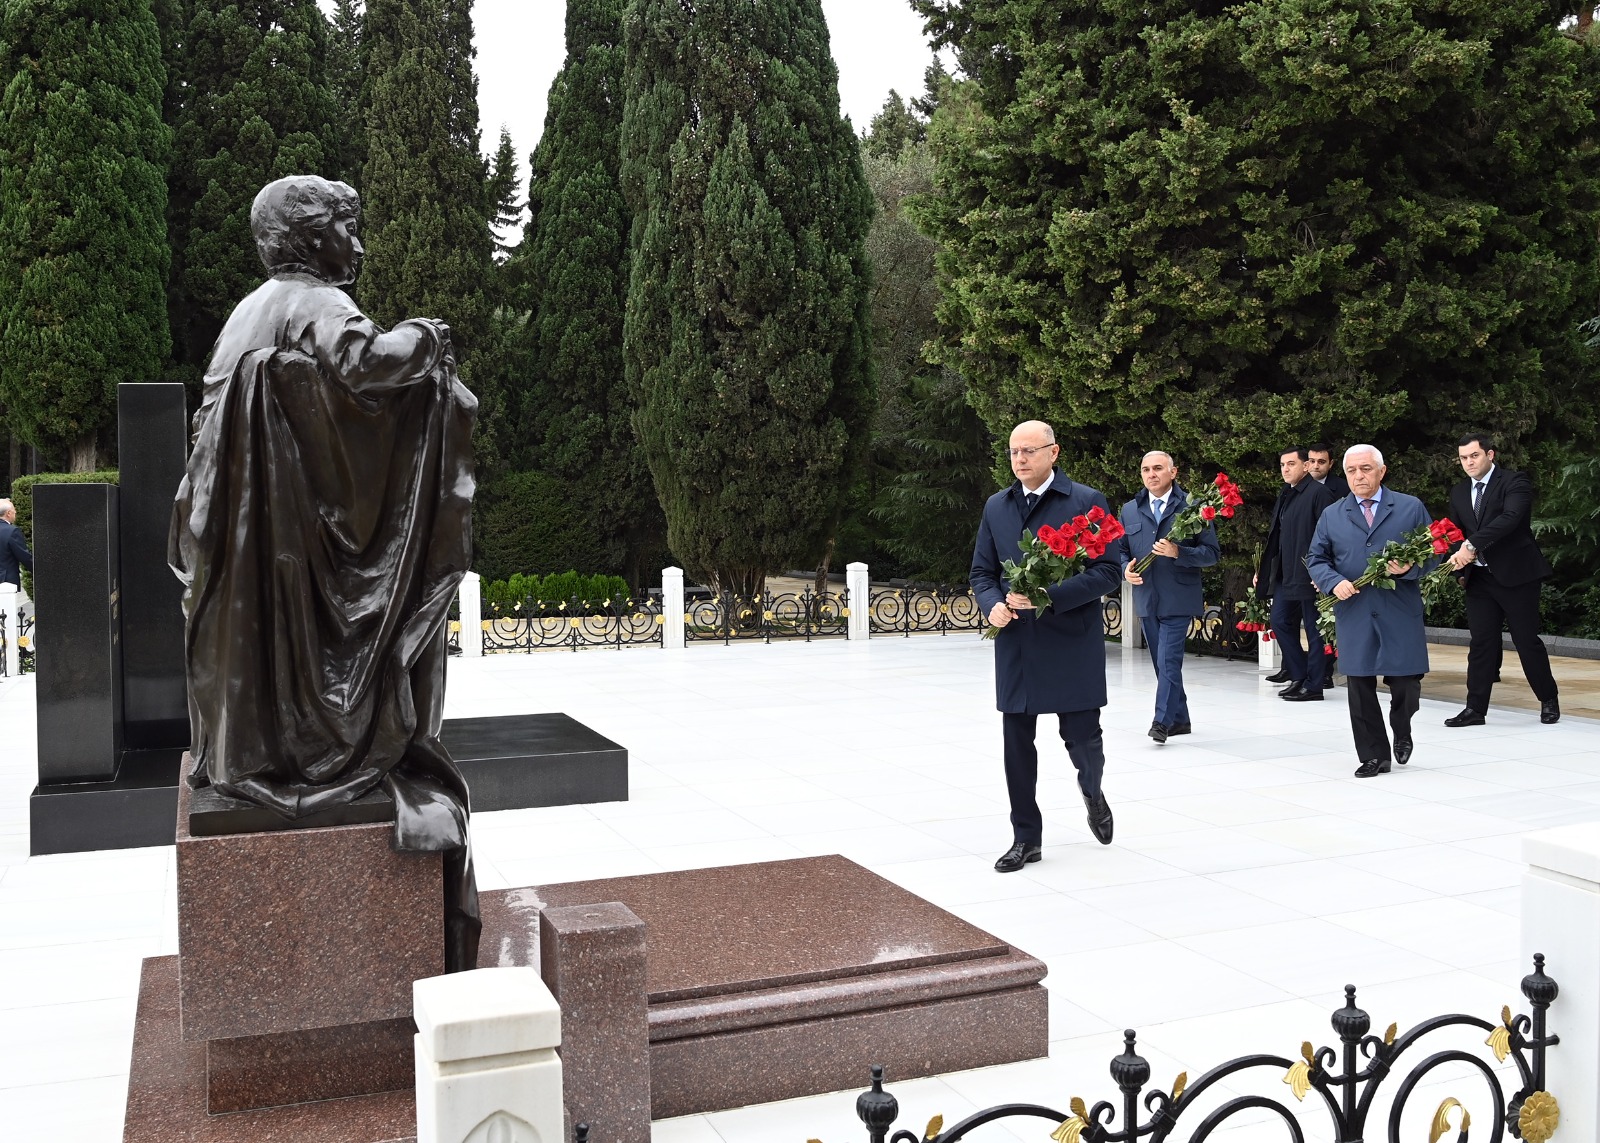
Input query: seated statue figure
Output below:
<box><xmin>170</xmin><ymin>174</ymin><xmax>479</xmax><ymax>970</ymax></box>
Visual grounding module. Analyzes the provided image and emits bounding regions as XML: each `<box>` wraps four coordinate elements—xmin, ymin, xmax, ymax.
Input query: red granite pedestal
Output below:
<box><xmin>122</xmin><ymin>783</ymin><xmax>440</xmax><ymax>1142</ymax></box>
<box><xmin>482</xmin><ymin>854</ymin><xmax>1050</xmax><ymax>1120</ymax></box>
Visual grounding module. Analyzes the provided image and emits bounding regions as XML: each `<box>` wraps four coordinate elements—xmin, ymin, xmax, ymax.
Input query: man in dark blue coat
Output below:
<box><xmin>1307</xmin><ymin>445</ymin><xmax>1435</xmax><ymax>778</ymax></box>
<box><xmin>1257</xmin><ymin>447</ymin><xmax>1339</xmax><ymax>700</ymax></box>
<box><xmin>0</xmin><ymin>498</ymin><xmax>33</xmax><ymax>588</ymax></box>
<box><xmin>1120</xmin><ymin>452</ymin><xmax>1220</xmax><ymax>743</ymax></box>
<box><xmin>971</xmin><ymin>421</ymin><xmax>1124</xmax><ymax>873</ymax></box>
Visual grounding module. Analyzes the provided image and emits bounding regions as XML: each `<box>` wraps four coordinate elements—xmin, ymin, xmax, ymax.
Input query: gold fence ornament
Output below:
<box><xmin>1519</xmin><ymin>1092</ymin><xmax>1560</xmax><ymax>1143</ymax></box>
<box><xmin>1283</xmin><ymin>1040</ymin><xmax>1315</xmax><ymax>1101</ymax></box>
<box><xmin>1429</xmin><ymin>1098</ymin><xmax>1470</xmax><ymax>1143</ymax></box>
<box><xmin>923</xmin><ymin>1114</ymin><xmax>943</xmax><ymax>1141</ymax></box>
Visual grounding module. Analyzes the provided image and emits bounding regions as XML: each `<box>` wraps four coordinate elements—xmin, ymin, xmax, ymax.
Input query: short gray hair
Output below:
<box><xmin>1344</xmin><ymin>443</ymin><xmax>1385</xmax><ymax>468</ymax></box>
<box><xmin>1141</xmin><ymin>450</ymin><xmax>1175</xmax><ymax>467</ymax></box>
<box><xmin>0</xmin><ymin>498</ymin><xmax>14</xmax><ymax>518</ymax></box>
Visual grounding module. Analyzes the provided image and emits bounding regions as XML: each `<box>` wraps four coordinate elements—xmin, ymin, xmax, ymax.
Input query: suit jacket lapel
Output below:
<box><xmin>1373</xmin><ymin>494</ymin><xmax>1396</xmax><ymax>534</ymax></box>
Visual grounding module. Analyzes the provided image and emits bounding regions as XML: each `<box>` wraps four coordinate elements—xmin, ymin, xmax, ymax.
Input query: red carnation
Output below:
<box><xmin>1200</xmin><ymin>505</ymin><xmax>1217</xmax><ymax>521</ymax></box>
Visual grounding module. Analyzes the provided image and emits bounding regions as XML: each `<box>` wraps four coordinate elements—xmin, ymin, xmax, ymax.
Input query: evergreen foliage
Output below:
<box><xmin>359</xmin><ymin>0</ymin><xmax>492</xmax><ymax>362</ymax></box>
<box><xmin>326</xmin><ymin>0</ymin><xmax>366</xmax><ymax>179</ymax></box>
<box><xmin>163</xmin><ymin>0</ymin><xmax>342</xmax><ymax>388</ymax></box>
<box><xmin>863</xmin><ymin>90</ymin><xmax>925</xmax><ymax>159</ymax></box>
<box><xmin>910</xmin><ymin>0</ymin><xmax>1600</xmax><ymax>517</ymax></box>
<box><xmin>0</xmin><ymin>0</ymin><xmax>171</xmax><ymax>470</ymax></box>
<box><xmin>514</xmin><ymin>0</ymin><xmax>664</xmax><ymax>584</ymax></box>
<box><xmin>473</xmin><ymin>470</ymin><xmax>614</xmax><ymax>585</ymax></box>
<box><xmin>621</xmin><ymin>0</ymin><xmax>876</xmax><ymax>597</ymax></box>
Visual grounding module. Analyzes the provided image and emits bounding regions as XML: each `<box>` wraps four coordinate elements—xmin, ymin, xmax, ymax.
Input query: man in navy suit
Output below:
<box><xmin>971</xmin><ymin>421</ymin><xmax>1124</xmax><ymax>872</ymax></box>
<box><xmin>1120</xmin><ymin>452</ymin><xmax>1220</xmax><ymax>743</ymax></box>
<box><xmin>0</xmin><ymin>498</ymin><xmax>33</xmax><ymax>588</ymax></box>
<box><xmin>1306</xmin><ymin>445</ymin><xmax>1435</xmax><ymax>777</ymax></box>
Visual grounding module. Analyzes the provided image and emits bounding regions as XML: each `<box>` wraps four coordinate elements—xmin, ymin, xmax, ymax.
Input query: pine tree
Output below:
<box><xmin>863</xmin><ymin>91</ymin><xmax>924</xmax><ymax>159</ymax></box>
<box><xmin>911</xmin><ymin>0</ymin><xmax>1600</xmax><ymax>512</ymax></box>
<box><xmin>0</xmin><ymin>0</ymin><xmax>171</xmax><ymax>469</ymax></box>
<box><xmin>359</xmin><ymin>0</ymin><xmax>491</xmax><ymax>360</ymax></box>
<box><xmin>512</xmin><ymin>0</ymin><xmax>664</xmax><ymax>585</ymax></box>
<box><xmin>164</xmin><ymin>0</ymin><xmax>342</xmax><ymax>388</ymax></box>
<box><xmin>326</xmin><ymin>0</ymin><xmax>367</xmax><ymax>180</ymax></box>
<box><xmin>621</xmin><ymin>0</ymin><xmax>875</xmax><ymax>597</ymax></box>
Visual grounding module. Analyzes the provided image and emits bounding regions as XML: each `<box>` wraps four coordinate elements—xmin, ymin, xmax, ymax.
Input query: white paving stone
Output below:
<box><xmin>0</xmin><ymin>636</ymin><xmax>1593</xmax><ymax>1143</ymax></box>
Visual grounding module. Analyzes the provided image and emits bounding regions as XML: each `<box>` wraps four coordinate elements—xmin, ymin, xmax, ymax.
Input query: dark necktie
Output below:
<box><xmin>1023</xmin><ymin>492</ymin><xmax>1038</xmax><ymax>517</ymax></box>
<box><xmin>1361</xmin><ymin>498</ymin><xmax>1376</xmax><ymax>528</ymax></box>
<box><xmin>1472</xmin><ymin>480</ymin><xmax>1486</xmax><ymax>522</ymax></box>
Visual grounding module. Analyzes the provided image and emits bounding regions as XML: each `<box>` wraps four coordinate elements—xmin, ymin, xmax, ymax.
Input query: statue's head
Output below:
<box><xmin>251</xmin><ymin>175</ymin><xmax>363</xmax><ymax>286</ymax></box>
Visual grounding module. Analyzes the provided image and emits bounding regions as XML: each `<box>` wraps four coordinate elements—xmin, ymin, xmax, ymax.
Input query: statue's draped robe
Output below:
<box><xmin>171</xmin><ymin>272</ymin><xmax>480</xmax><ymax>970</ymax></box>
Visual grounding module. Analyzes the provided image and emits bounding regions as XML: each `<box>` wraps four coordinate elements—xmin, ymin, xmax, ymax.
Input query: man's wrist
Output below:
<box><xmin>1461</xmin><ymin>540</ymin><xmax>1475</xmax><ymax>553</ymax></box>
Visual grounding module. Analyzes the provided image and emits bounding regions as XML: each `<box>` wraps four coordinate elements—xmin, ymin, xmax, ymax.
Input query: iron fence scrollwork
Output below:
<box><xmin>0</xmin><ymin>606</ymin><xmax>35</xmax><ymax>676</ymax></box>
<box><xmin>868</xmin><ymin>585</ymin><xmax>986</xmax><ymax>637</ymax></box>
<box><xmin>685</xmin><ymin>587</ymin><xmax>846</xmax><ymax>644</ymax></box>
<box><xmin>482</xmin><ymin>593</ymin><xmax>664</xmax><ymax>653</ymax></box>
<box><xmin>848</xmin><ymin>954</ymin><xmax>1560</xmax><ymax>1143</ymax></box>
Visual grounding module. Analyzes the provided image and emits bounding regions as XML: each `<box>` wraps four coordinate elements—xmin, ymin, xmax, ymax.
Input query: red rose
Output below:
<box><xmin>1102</xmin><ymin>519</ymin><xmax>1126</xmax><ymax>542</ymax></box>
<box><xmin>1324</xmin><ymin>645</ymin><xmax>1336</xmax><ymax>655</ymax></box>
<box><xmin>1037</xmin><ymin>524</ymin><xmax>1058</xmax><ymax>543</ymax></box>
<box><xmin>1060</xmin><ymin>539</ymin><xmax>1078</xmax><ymax>559</ymax></box>
<box><xmin>1087</xmin><ymin>505</ymin><xmax>1106</xmax><ymax>523</ymax></box>
<box><xmin>1072</xmin><ymin>514</ymin><xmax>1089</xmax><ymax>530</ymax></box>
<box><xmin>1220</xmin><ymin>505</ymin><xmax>1234</xmax><ymax>518</ymax></box>
<box><xmin>1200</xmin><ymin>505</ymin><xmax>1217</xmax><ymax>521</ymax></box>
<box><xmin>1045</xmin><ymin>531</ymin><xmax>1071</xmax><ymax>556</ymax></box>
<box><xmin>1432</xmin><ymin>539</ymin><xmax>1448</xmax><ymax>554</ymax></box>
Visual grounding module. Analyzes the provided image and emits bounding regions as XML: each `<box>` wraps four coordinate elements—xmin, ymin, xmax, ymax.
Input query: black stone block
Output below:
<box><xmin>442</xmin><ymin>713</ymin><xmax>628</xmax><ymax>812</ymax></box>
<box><xmin>117</xmin><ymin>384</ymin><xmax>190</xmax><ymax>750</ymax></box>
<box><xmin>29</xmin><ymin>749</ymin><xmax>182</xmax><ymax>855</ymax></box>
<box><xmin>34</xmin><ymin>482</ymin><xmax>123</xmax><ymax>783</ymax></box>
<box><xmin>185</xmin><ymin>784</ymin><xmax>395</xmax><ymax>837</ymax></box>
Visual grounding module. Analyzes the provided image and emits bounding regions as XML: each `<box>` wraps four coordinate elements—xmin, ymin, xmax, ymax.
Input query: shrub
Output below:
<box><xmin>481</xmin><ymin>571</ymin><xmax>634</xmax><ymax>615</ymax></box>
<box><xmin>473</xmin><ymin>470</ymin><xmax>614</xmax><ymax>585</ymax></box>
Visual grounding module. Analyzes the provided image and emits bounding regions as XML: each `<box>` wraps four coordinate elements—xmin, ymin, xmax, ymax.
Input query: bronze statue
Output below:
<box><xmin>170</xmin><ymin>175</ymin><xmax>479</xmax><ymax>970</ymax></box>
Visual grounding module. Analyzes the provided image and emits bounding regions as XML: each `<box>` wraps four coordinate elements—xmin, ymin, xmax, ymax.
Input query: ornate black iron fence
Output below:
<box><xmin>0</xmin><ymin>605</ymin><xmax>34</xmax><ymax>676</ymax></box>
<box><xmin>1186</xmin><ymin>597</ymin><xmax>1255</xmax><ymax>660</ymax></box>
<box><xmin>482</xmin><ymin>594</ymin><xmax>664</xmax><ymax>653</ymax></box>
<box><xmin>848</xmin><ymin>955</ymin><xmax>1559</xmax><ymax>1143</ymax></box>
<box><xmin>866</xmin><ymin>586</ymin><xmax>1128</xmax><ymax>641</ymax></box>
<box><xmin>685</xmin><ymin>587</ymin><xmax>847</xmax><ymax>644</ymax></box>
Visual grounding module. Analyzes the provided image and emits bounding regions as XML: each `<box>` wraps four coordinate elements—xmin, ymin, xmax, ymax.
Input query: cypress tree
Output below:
<box><xmin>164</xmin><ymin>0</ymin><xmax>342</xmax><ymax>387</ymax></box>
<box><xmin>621</xmin><ymin>0</ymin><xmax>875</xmax><ymax>597</ymax></box>
<box><xmin>359</xmin><ymin>0</ymin><xmax>491</xmax><ymax>360</ymax></box>
<box><xmin>911</xmin><ymin>0</ymin><xmax>1600</xmax><ymax>509</ymax></box>
<box><xmin>515</xmin><ymin>0</ymin><xmax>664</xmax><ymax>585</ymax></box>
<box><xmin>326</xmin><ymin>0</ymin><xmax>367</xmax><ymax>179</ymax></box>
<box><xmin>0</xmin><ymin>0</ymin><xmax>171</xmax><ymax>470</ymax></box>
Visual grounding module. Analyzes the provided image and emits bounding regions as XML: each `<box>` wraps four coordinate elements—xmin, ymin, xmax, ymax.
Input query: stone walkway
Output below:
<box><xmin>1</xmin><ymin>635</ymin><xmax>1595</xmax><ymax>1141</ymax></box>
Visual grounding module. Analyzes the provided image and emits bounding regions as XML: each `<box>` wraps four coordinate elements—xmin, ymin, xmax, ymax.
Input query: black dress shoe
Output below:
<box><xmin>1083</xmin><ymin>792</ymin><xmax>1114</xmax><ymax>845</ymax></box>
<box><xmin>994</xmin><ymin>841</ymin><xmax>1042</xmax><ymax>873</ymax></box>
<box><xmin>1167</xmin><ymin>722</ymin><xmax>1191</xmax><ymax>736</ymax></box>
<box><xmin>1444</xmin><ymin>707</ymin><xmax>1486</xmax><ymax>727</ymax></box>
<box><xmin>1394</xmin><ymin>738</ymin><xmax>1413</xmax><ymax>765</ymax></box>
<box><xmin>1265</xmin><ymin>669</ymin><xmax>1291</xmax><ymax>684</ymax></box>
<box><xmin>1283</xmin><ymin>689</ymin><xmax>1323</xmax><ymax>702</ymax></box>
<box><xmin>1148</xmin><ymin>721</ymin><xmax>1168</xmax><ymax>743</ymax></box>
<box><xmin>1353</xmin><ymin>758</ymin><xmax>1392</xmax><ymax>778</ymax></box>
<box><xmin>1541</xmin><ymin>699</ymin><xmax>1561</xmax><ymax>725</ymax></box>
<box><xmin>1278</xmin><ymin>682</ymin><xmax>1304</xmax><ymax>698</ymax></box>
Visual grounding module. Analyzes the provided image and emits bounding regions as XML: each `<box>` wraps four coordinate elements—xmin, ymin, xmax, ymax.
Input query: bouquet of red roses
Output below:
<box><xmin>983</xmin><ymin>507</ymin><xmax>1127</xmax><ymax>639</ymax></box>
<box><xmin>1235</xmin><ymin>586</ymin><xmax>1273</xmax><ymax>642</ymax></box>
<box><xmin>1130</xmin><ymin>473</ymin><xmax>1245</xmax><ymax>575</ymax></box>
<box><xmin>1314</xmin><ymin>517</ymin><xmax>1465</xmax><ymax>652</ymax></box>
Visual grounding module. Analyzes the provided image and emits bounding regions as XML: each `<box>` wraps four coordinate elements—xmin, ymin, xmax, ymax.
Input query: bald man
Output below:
<box><xmin>1120</xmin><ymin>452</ymin><xmax>1220</xmax><ymax>741</ymax></box>
<box><xmin>971</xmin><ymin>421</ymin><xmax>1124</xmax><ymax>872</ymax></box>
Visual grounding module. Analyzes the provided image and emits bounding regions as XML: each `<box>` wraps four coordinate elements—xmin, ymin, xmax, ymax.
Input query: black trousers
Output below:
<box><xmin>1002</xmin><ymin>709</ymin><xmax>1105</xmax><ymax>846</ymax></box>
<box><xmin>1345</xmin><ymin>675</ymin><xmax>1420</xmax><ymax>762</ymax></box>
<box><xmin>1465</xmin><ymin>570</ymin><xmax>1558</xmax><ymax>709</ymax></box>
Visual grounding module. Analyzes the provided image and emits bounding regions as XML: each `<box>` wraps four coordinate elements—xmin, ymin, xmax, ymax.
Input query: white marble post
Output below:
<box><xmin>1119</xmin><ymin>579</ymin><xmax>1142</xmax><ymax>649</ymax></box>
<box><xmin>661</xmin><ymin>567</ymin><xmax>685</xmax><ymax>650</ymax></box>
<box><xmin>846</xmin><ymin>562</ymin><xmax>870</xmax><ymax>641</ymax></box>
<box><xmin>457</xmin><ymin>571</ymin><xmax>483</xmax><ymax>658</ymax></box>
<box><xmin>1</xmin><ymin>582</ymin><xmax>18</xmax><ymax>677</ymax></box>
<box><xmin>1258</xmin><ymin>626</ymin><xmax>1280</xmax><ymax>673</ymax></box>
<box><xmin>1522</xmin><ymin>822</ymin><xmax>1600</xmax><ymax>1143</ymax></box>
<box><xmin>414</xmin><ymin>966</ymin><xmax>563</xmax><ymax>1143</ymax></box>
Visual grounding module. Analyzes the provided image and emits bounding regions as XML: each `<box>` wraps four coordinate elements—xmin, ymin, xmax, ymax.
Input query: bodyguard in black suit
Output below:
<box><xmin>1307</xmin><ymin>443</ymin><xmax>1350</xmax><ymax>498</ymax></box>
<box><xmin>971</xmin><ymin>421</ymin><xmax>1123</xmax><ymax>873</ymax></box>
<box><xmin>1443</xmin><ymin>433</ymin><xmax>1559</xmax><ymax>725</ymax></box>
<box><xmin>1256</xmin><ymin>447</ymin><xmax>1340</xmax><ymax>699</ymax></box>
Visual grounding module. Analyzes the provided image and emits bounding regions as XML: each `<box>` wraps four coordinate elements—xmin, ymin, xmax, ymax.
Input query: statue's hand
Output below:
<box><xmin>433</xmin><ymin>321</ymin><xmax>456</xmax><ymax>368</ymax></box>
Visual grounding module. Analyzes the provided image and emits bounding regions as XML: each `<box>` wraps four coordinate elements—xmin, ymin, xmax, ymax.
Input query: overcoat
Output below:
<box><xmin>971</xmin><ymin>470</ymin><xmax>1124</xmax><ymax>714</ymax></box>
<box><xmin>1305</xmin><ymin>488</ymin><xmax>1434</xmax><ymax>677</ymax></box>
<box><xmin>1258</xmin><ymin>477</ymin><xmax>1338</xmax><ymax>600</ymax></box>
<box><xmin>1117</xmin><ymin>485</ymin><xmax>1219</xmax><ymax>620</ymax></box>
<box><xmin>1447</xmin><ymin>468</ymin><xmax>1552</xmax><ymax>589</ymax></box>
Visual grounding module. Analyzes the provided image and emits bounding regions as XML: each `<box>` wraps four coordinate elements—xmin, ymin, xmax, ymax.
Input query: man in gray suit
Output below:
<box><xmin>1306</xmin><ymin>445</ymin><xmax>1435</xmax><ymax>778</ymax></box>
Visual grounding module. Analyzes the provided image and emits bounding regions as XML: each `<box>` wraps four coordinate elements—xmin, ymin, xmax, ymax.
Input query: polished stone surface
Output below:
<box><xmin>123</xmin><ymin>957</ymin><xmax>419</xmax><ymax>1143</ymax></box>
<box><xmin>32</xmin><ymin>482</ymin><xmax>122</xmax><ymax>784</ymax></box>
<box><xmin>206</xmin><ymin>1017</ymin><xmax>413</xmax><ymax>1113</ymax></box>
<box><xmin>117</xmin><ymin>383</ymin><xmax>190</xmax><ymax>751</ymax></box>
<box><xmin>525</xmin><ymin>855</ymin><xmax>1011</xmax><ymax>1002</ymax></box>
<box><xmin>443</xmin><ymin>712</ymin><xmax>628</xmax><ymax>812</ymax></box>
<box><xmin>27</xmin><ymin>746</ymin><xmax>181</xmax><ymax>855</ymax></box>
<box><xmin>541</xmin><ymin>903</ymin><xmax>650</xmax><ymax>1143</ymax></box>
<box><xmin>176</xmin><ymin>782</ymin><xmax>442</xmax><ymax>1041</ymax></box>
<box><xmin>649</xmin><ymin>986</ymin><xmax>1048</xmax><ymax>1119</ymax></box>
<box><xmin>187</xmin><ymin>780</ymin><xmax>396</xmax><ymax>837</ymax></box>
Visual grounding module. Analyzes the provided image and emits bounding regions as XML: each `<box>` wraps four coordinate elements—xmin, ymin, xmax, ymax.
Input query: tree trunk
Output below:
<box><xmin>715</xmin><ymin>567</ymin><xmax>766</xmax><ymax>601</ymax></box>
<box><xmin>813</xmin><ymin>537</ymin><xmax>835</xmax><ymax>598</ymax></box>
<box><xmin>1580</xmin><ymin>6</ymin><xmax>1595</xmax><ymax>33</ymax></box>
<box><xmin>69</xmin><ymin>430</ymin><xmax>102</xmax><ymax>473</ymax></box>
